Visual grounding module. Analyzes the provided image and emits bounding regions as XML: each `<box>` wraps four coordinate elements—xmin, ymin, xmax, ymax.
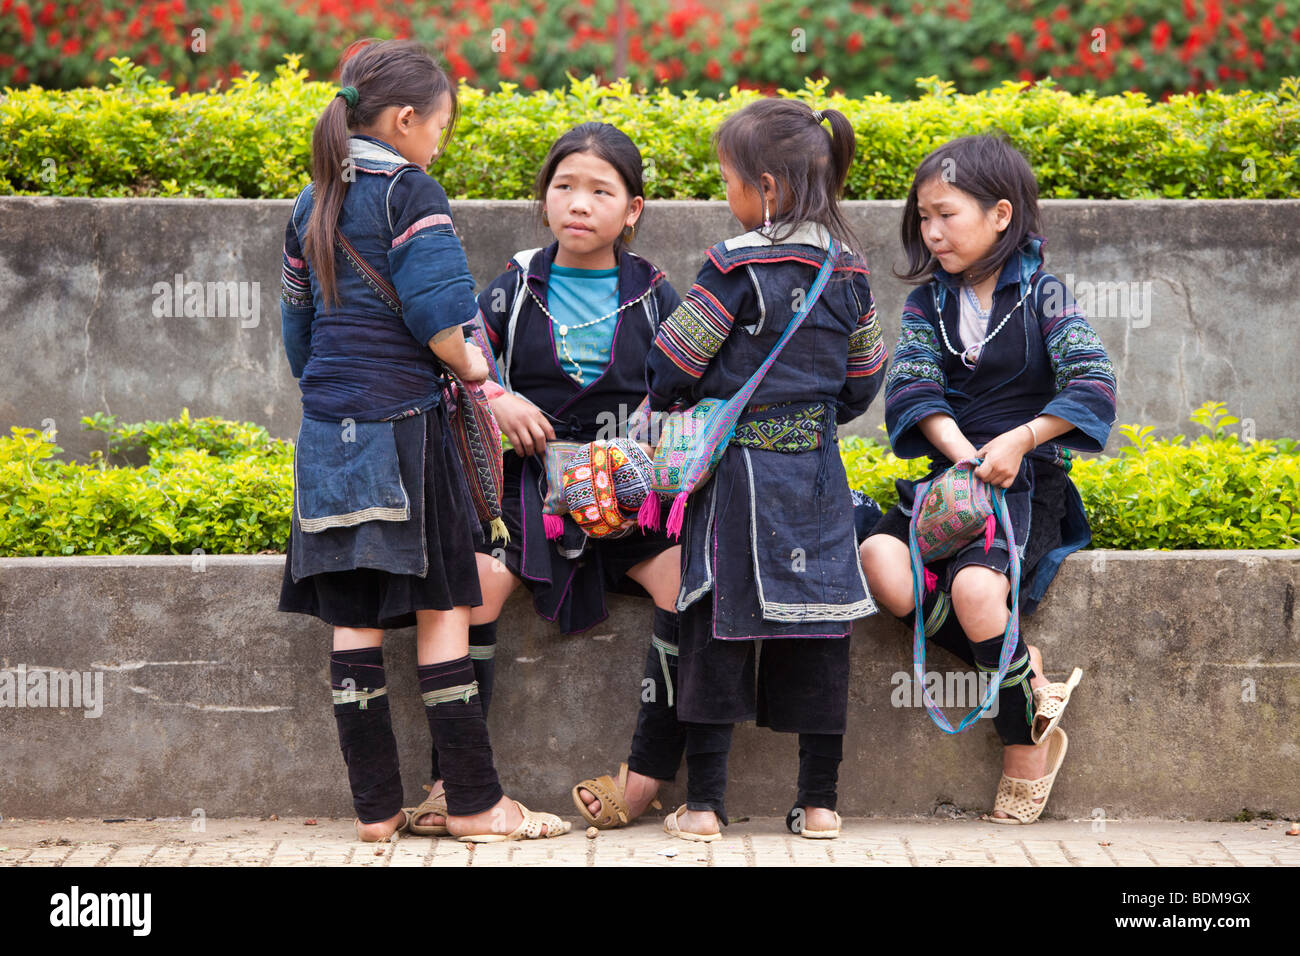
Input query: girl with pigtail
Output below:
<box><xmin>277</xmin><ymin>37</ymin><xmax>568</xmax><ymax>843</ymax></box>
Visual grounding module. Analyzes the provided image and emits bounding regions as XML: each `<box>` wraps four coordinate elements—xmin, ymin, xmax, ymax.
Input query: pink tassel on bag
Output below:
<box><xmin>924</xmin><ymin>567</ymin><xmax>938</xmax><ymax>593</ymax></box>
<box><xmin>543</xmin><ymin>512</ymin><xmax>565</xmax><ymax>540</ymax></box>
<box><xmin>665</xmin><ymin>491</ymin><xmax>689</xmax><ymax>539</ymax></box>
<box><xmin>984</xmin><ymin>513</ymin><xmax>996</xmax><ymax>553</ymax></box>
<box><xmin>637</xmin><ymin>492</ymin><xmax>661</xmax><ymax>531</ymax></box>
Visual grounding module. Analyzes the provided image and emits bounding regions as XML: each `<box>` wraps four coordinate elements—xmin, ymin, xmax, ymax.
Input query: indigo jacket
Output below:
<box><xmin>646</xmin><ymin>223</ymin><xmax>888</xmax><ymax>639</ymax></box>
<box><xmin>882</xmin><ymin>234</ymin><xmax>1117</xmax><ymax>612</ymax></box>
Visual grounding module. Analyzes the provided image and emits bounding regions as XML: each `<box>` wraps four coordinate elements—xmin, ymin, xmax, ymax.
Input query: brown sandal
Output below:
<box><xmin>406</xmin><ymin>783</ymin><xmax>449</xmax><ymax>837</ymax></box>
<box><xmin>571</xmin><ymin>762</ymin><xmax>661</xmax><ymax>829</ymax></box>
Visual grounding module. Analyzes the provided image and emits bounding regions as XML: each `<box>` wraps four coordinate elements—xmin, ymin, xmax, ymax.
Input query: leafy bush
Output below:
<box><xmin>0</xmin><ymin>409</ymin><xmax>292</xmax><ymax>556</ymax></box>
<box><xmin>1</xmin><ymin>402</ymin><xmax>1296</xmax><ymax>556</ymax></box>
<box><xmin>2</xmin><ymin>56</ymin><xmax>1297</xmax><ymax>199</ymax></box>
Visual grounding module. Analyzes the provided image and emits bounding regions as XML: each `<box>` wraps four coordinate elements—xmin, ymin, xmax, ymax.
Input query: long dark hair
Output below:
<box><xmin>303</xmin><ymin>37</ymin><xmax>459</xmax><ymax>310</ymax></box>
<box><xmin>896</xmin><ymin>134</ymin><xmax>1041</xmax><ymax>285</ymax></box>
<box><xmin>712</xmin><ymin>97</ymin><xmax>861</xmax><ymax>267</ymax></box>
<box><xmin>533</xmin><ymin>122</ymin><xmax>645</xmax><ymax>259</ymax></box>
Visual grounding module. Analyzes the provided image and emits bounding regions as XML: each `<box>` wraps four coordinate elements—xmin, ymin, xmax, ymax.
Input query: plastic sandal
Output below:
<box><xmin>983</xmin><ymin>727</ymin><xmax>1069</xmax><ymax>825</ymax></box>
<box><xmin>355</xmin><ymin>808</ymin><xmax>412</xmax><ymax>843</ymax></box>
<box><xmin>785</xmin><ymin>808</ymin><xmax>842</xmax><ymax>840</ymax></box>
<box><xmin>406</xmin><ymin>783</ymin><xmax>449</xmax><ymax>837</ymax></box>
<box><xmin>1031</xmin><ymin>667</ymin><xmax>1083</xmax><ymax>744</ymax></box>
<box><xmin>571</xmin><ymin>762</ymin><xmax>662</xmax><ymax>830</ymax></box>
<box><xmin>664</xmin><ymin>805</ymin><xmax>722</xmax><ymax>843</ymax></box>
<box><xmin>456</xmin><ymin>801</ymin><xmax>571</xmax><ymax>844</ymax></box>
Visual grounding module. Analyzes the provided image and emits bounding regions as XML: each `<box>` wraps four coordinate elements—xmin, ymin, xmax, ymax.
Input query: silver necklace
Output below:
<box><xmin>937</xmin><ymin>284</ymin><xmax>1032</xmax><ymax>370</ymax></box>
<box><xmin>527</xmin><ymin>283</ymin><xmax>654</xmax><ymax>385</ymax></box>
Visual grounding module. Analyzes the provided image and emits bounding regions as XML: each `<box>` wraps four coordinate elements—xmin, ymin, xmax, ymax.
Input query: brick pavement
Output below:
<box><xmin>2</xmin><ymin>816</ymin><xmax>1296</xmax><ymax>867</ymax></box>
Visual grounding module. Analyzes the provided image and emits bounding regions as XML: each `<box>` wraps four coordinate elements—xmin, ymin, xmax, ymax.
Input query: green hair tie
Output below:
<box><xmin>336</xmin><ymin>86</ymin><xmax>358</xmax><ymax>110</ymax></box>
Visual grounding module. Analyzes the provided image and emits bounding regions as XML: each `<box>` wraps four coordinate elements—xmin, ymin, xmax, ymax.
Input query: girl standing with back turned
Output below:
<box><xmin>278</xmin><ymin>38</ymin><xmax>568</xmax><ymax>843</ymax></box>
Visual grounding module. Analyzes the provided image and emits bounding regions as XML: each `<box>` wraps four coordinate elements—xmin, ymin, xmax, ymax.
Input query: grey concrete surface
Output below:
<box><xmin>1</xmin><ymin>550</ymin><xmax>1297</xmax><ymax>821</ymax></box>
<box><xmin>2</xmin><ymin>198</ymin><xmax>1297</xmax><ymax>460</ymax></box>
<box><xmin>3</xmin><ymin>817</ymin><xmax>1297</xmax><ymax>867</ymax></box>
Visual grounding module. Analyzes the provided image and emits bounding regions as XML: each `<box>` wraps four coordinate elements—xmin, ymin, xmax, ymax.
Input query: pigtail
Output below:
<box><xmin>822</xmin><ymin>109</ymin><xmax>855</xmax><ymax>199</ymax></box>
<box><xmin>303</xmin><ymin>90</ymin><xmax>354</xmax><ymax>311</ymax></box>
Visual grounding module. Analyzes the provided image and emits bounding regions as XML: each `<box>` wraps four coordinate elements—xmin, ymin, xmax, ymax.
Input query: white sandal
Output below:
<box><xmin>664</xmin><ymin>805</ymin><xmax>722</xmax><ymax>843</ymax></box>
<box><xmin>1031</xmin><ymin>667</ymin><xmax>1083</xmax><ymax>744</ymax></box>
<box><xmin>457</xmin><ymin>801</ymin><xmax>571</xmax><ymax>843</ymax></box>
<box><xmin>983</xmin><ymin>727</ymin><xmax>1069</xmax><ymax>825</ymax></box>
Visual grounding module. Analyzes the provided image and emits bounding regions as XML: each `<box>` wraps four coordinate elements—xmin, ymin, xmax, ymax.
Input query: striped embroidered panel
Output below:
<box><xmin>654</xmin><ymin>287</ymin><xmax>735</xmax><ymax>379</ymax></box>
<box><xmin>281</xmin><ymin>245</ymin><xmax>311</xmax><ymax>307</ymax></box>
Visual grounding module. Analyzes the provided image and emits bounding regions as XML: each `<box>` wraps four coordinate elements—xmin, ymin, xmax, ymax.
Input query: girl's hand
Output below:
<box><xmin>489</xmin><ymin>392</ymin><xmax>556</xmax><ymax>457</ymax></box>
<box><xmin>973</xmin><ymin>428</ymin><xmax>1033</xmax><ymax>488</ymax></box>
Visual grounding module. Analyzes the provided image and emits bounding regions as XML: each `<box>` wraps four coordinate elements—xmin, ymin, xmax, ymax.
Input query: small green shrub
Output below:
<box><xmin>2</xmin><ymin>57</ymin><xmax>1297</xmax><ymax>200</ymax></box>
<box><xmin>1</xmin><ymin>402</ymin><xmax>1295</xmax><ymax>556</ymax></box>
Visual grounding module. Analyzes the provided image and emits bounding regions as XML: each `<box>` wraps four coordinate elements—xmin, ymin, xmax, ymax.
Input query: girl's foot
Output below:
<box><xmin>802</xmin><ymin>806</ymin><xmax>839</xmax><ymax>833</ymax></box>
<box><xmin>577</xmin><ymin>769</ymin><xmax>661</xmax><ymax>823</ymax></box>
<box><xmin>665</xmin><ymin>806</ymin><xmax>722</xmax><ymax>841</ymax></box>
<box><xmin>414</xmin><ymin>779</ymin><xmax>446</xmax><ymax>830</ymax></box>
<box><xmin>989</xmin><ymin>644</ymin><xmax>1051</xmax><ymax>820</ymax></box>
<box><xmin>445</xmin><ymin>793</ymin><xmax>561</xmax><ymax>839</ymax></box>
<box><xmin>355</xmin><ymin>809</ymin><xmax>408</xmax><ymax>842</ymax></box>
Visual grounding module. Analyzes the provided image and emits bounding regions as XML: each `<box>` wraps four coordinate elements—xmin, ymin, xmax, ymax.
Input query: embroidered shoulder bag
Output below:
<box><xmin>907</xmin><ymin>457</ymin><xmax>1020</xmax><ymax>733</ymax></box>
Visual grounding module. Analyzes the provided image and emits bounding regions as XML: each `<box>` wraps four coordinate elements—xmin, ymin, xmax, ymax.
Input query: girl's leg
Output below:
<box><xmin>331</xmin><ymin>626</ymin><xmax>407</xmax><ymax>842</ymax></box>
<box><xmin>416</xmin><ymin>605</ymin><xmax>554</xmax><ymax>838</ymax></box>
<box><xmin>795</xmin><ymin>733</ymin><xmax>843</xmax><ymax>832</ymax></box>
<box><xmin>679</xmin><ymin>721</ymin><xmax>732</xmax><ymax>834</ymax></box>
<box><xmin>576</xmin><ymin>547</ymin><xmax>684</xmax><ymax>821</ymax></box>
<box><xmin>859</xmin><ymin>534</ymin><xmax>915</xmax><ymax>617</ymax></box>
<box><xmin>419</xmin><ymin>553</ymin><xmax>520</xmax><ymax>829</ymax></box>
<box><xmin>949</xmin><ymin>565</ymin><xmax>1052</xmax><ymax>819</ymax></box>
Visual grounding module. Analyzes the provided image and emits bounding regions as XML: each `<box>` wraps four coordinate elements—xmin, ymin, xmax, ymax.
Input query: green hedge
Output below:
<box><xmin>1</xmin><ymin>402</ymin><xmax>1296</xmax><ymax>557</ymax></box>
<box><xmin>2</xmin><ymin>56</ymin><xmax>1298</xmax><ymax>199</ymax></box>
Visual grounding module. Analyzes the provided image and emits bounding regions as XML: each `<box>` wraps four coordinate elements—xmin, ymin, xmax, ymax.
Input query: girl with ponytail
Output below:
<box><xmin>623</xmin><ymin>98</ymin><xmax>888</xmax><ymax>841</ymax></box>
<box><xmin>278</xmin><ymin>37</ymin><xmax>569</xmax><ymax>844</ymax></box>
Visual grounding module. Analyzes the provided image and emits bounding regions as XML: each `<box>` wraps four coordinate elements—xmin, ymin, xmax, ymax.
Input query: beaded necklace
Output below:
<box><xmin>937</xmin><ymin>283</ymin><xmax>1033</xmax><ymax>370</ymax></box>
<box><xmin>526</xmin><ymin>282</ymin><xmax>655</xmax><ymax>385</ymax></box>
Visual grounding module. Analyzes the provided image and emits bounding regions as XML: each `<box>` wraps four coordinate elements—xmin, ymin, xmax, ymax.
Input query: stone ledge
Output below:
<box><xmin>0</xmin><ymin>550</ymin><xmax>1297</xmax><ymax>820</ymax></box>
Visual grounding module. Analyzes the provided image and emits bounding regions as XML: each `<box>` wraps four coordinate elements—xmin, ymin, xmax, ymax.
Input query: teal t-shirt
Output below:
<box><xmin>547</xmin><ymin>264</ymin><xmax>620</xmax><ymax>385</ymax></box>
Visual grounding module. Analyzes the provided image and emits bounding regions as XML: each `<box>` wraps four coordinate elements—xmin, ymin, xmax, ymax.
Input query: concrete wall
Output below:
<box><xmin>1</xmin><ymin>551</ymin><xmax>1297</xmax><ymax>821</ymax></box>
<box><xmin>3</xmin><ymin>197</ymin><xmax>1297</xmax><ymax>460</ymax></box>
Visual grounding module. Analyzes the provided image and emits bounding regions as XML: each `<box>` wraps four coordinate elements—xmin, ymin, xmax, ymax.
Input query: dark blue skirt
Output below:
<box><xmin>278</xmin><ymin>404</ymin><xmax>484</xmax><ymax>629</ymax></box>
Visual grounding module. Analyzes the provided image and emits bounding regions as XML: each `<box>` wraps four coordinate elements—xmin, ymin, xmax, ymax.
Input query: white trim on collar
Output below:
<box><xmin>348</xmin><ymin>136</ymin><xmax>407</xmax><ymax>165</ymax></box>
<box><xmin>721</xmin><ymin>222</ymin><xmax>852</xmax><ymax>255</ymax></box>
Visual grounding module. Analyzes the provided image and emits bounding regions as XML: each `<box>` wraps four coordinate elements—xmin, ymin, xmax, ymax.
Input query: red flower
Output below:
<box><xmin>37</xmin><ymin>0</ymin><xmax>52</xmax><ymax>26</ymax></box>
<box><xmin>1033</xmin><ymin>17</ymin><xmax>1047</xmax><ymax>31</ymax></box>
<box><xmin>847</xmin><ymin>32</ymin><xmax>863</xmax><ymax>53</ymax></box>
<box><xmin>16</xmin><ymin>4</ymin><xmax>34</xmax><ymax>43</ymax></box>
<box><xmin>14</xmin><ymin>64</ymin><xmax>28</xmax><ymax>83</ymax></box>
<box><xmin>1152</xmin><ymin>20</ymin><xmax>1171</xmax><ymax>52</ymax></box>
<box><xmin>523</xmin><ymin>74</ymin><xmax>538</xmax><ymax>90</ymax></box>
<box><xmin>971</xmin><ymin>55</ymin><xmax>989</xmax><ymax>71</ymax></box>
<box><xmin>61</xmin><ymin>36</ymin><xmax>80</xmax><ymax>55</ymax></box>
<box><xmin>730</xmin><ymin>47</ymin><xmax>745</xmax><ymax>64</ymax></box>
<box><xmin>1052</xmin><ymin>4</ymin><xmax>1069</xmax><ymax>22</ymax></box>
<box><xmin>46</xmin><ymin>29</ymin><xmax>59</xmax><ymax>46</ymax></box>
<box><xmin>1217</xmin><ymin>64</ymin><xmax>1230</xmax><ymax>79</ymax></box>
<box><xmin>1006</xmin><ymin>32</ymin><xmax>1025</xmax><ymax>59</ymax></box>
<box><xmin>704</xmin><ymin>58</ymin><xmax>721</xmax><ymax>80</ymax></box>
<box><xmin>521</xmin><ymin>17</ymin><xmax>535</xmax><ymax>37</ymax></box>
<box><xmin>1036</xmin><ymin>32</ymin><xmax>1054</xmax><ymax>51</ymax></box>
<box><xmin>1206</xmin><ymin>0</ymin><xmax>1222</xmax><ymax>29</ymax></box>
<box><xmin>1261</xmin><ymin>17</ymin><xmax>1275</xmax><ymax>43</ymax></box>
<box><xmin>1252</xmin><ymin>50</ymin><xmax>1263</xmax><ymax>69</ymax></box>
<box><xmin>1131</xmin><ymin>54</ymin><xmax>1144</xmax><ymax>70</ymax></box>
<box><xmin>1182</xmin><ymin>0</ymin><xmax>1195</xmax><ymax>19</ymax></box>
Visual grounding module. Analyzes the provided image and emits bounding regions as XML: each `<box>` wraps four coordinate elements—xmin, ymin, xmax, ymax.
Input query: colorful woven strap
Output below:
<box><xmin>907</xmin><ymin>459</ymin><xmax>1021</xmax><ymax>734</ymax></box>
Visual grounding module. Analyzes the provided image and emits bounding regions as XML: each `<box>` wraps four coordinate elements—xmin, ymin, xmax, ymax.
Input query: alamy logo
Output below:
<box><xmin>0</xmin><ymin>664</ymin><xmax>104</xmax><ymax>718</ymax></box>
<box><xmin>890</xmin><ymin>670</ymin><xmax>999</xmax><ymax>717</ymax></box>
<box><xmin>151</xmin><ymin>274</ymin><xmax>261</xmax><ymax>328</ymax></box>
<box><xmin>49</xmin><ymin>886</ymin><xmax>151</xmax><ymax>936</ymax></box>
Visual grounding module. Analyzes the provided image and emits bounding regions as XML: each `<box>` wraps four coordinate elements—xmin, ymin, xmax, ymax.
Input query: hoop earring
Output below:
<box><xmin>763</xmin><ymin>199</ymin><xmax>771</xmax><ymax>230</ymax></box>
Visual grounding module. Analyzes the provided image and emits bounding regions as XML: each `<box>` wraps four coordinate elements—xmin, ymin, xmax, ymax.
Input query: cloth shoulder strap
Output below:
<box><xmin>725</xmin><ymin>237</ymin><xmax>840</xmax><ymax>415</ymax></box>
<box><xmin>501</xmin><ymin>248</ymin><xmax>543</xmax><ymax>393</ymax></box>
